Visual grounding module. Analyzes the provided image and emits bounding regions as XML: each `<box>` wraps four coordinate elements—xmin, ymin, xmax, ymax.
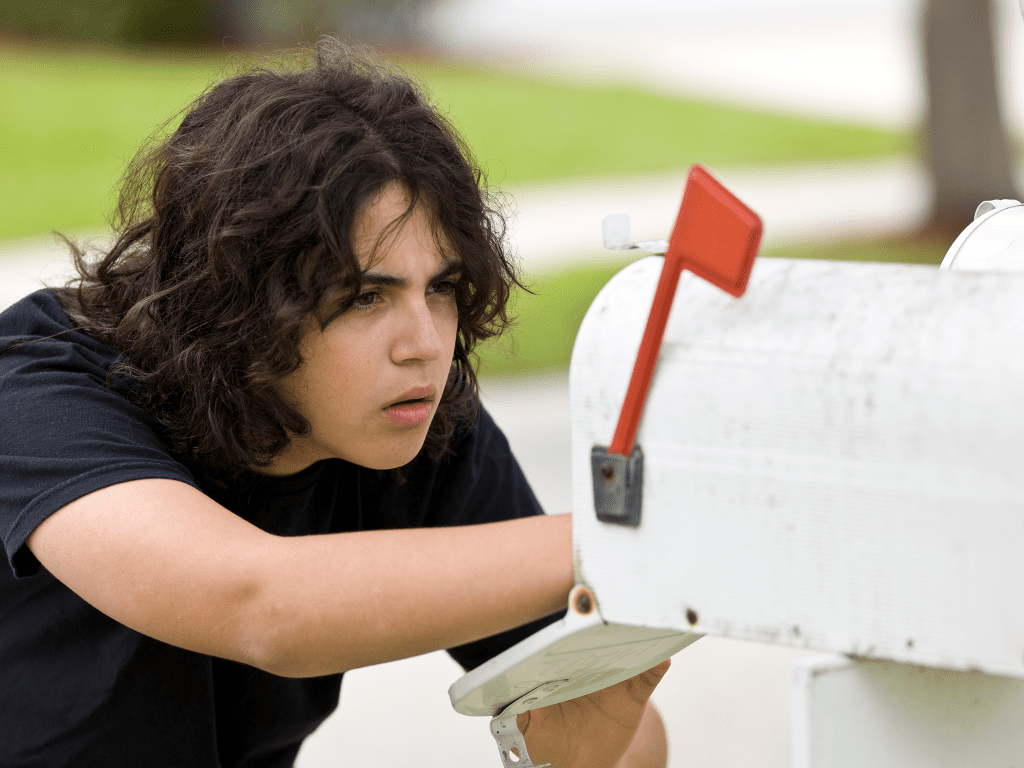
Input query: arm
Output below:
<box><xmin>27</xmin><ymin>478</ymin><xmax>574</xmax><ymax>677</ymax></box>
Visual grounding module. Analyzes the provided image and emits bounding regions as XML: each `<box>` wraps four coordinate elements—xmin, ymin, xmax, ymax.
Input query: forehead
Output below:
<box><xmin>352</xmin><ymin>185</ymin><xmax>451</xmax><ymax>271</ymax></box>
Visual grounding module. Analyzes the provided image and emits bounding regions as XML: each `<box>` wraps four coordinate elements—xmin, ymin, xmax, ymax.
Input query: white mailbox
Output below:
<box><xmin>452</xmin><ymin>179</ymin><xmax>1024</xmax><ymax>768</ymax></box>
<box><xmin>570</xmin><ymin>253</ymin><xmax>1024</xmax><ymax>677</ymax></box>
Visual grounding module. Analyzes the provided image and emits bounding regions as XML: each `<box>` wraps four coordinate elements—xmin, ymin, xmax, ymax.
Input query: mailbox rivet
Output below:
<box><xmin>574</xmin><ymin>589</ymin><xmax>594</xmax><ymax>615</ymax></box>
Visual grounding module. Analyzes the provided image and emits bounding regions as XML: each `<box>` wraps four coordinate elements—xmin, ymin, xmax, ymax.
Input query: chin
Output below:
<box><xmin>356</xmin><ymin>434</ymin><xmax>428</xmax><ymax>471</ymax></box>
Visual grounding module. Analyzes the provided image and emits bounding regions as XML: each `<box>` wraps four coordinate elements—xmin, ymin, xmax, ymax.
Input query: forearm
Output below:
<box><xmin>248</xmin><ymin>512</ymin><xmax>574</xmax><ymax>677</ymax></box>
<box><xmin>30</xmin><ymin>479</ymin><xmax>572</xmax><ymax>679</ymax></box>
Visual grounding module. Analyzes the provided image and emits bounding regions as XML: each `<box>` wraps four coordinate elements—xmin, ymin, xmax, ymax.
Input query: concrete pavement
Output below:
<box><xmin>507</xmin><ymin>156</ymin><xmax>929</xmax><ymax>278</ymax></box>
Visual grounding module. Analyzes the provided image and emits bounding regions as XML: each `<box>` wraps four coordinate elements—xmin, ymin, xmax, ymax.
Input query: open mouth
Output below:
<box><xmin>386</xmin><ymin>386</ymin><xmax>436</xmax><ymax>409</ymax></box>
<box><xmin>389</xmin><ymin>396</ymin><xmax>430</xmax><ymax>408</ymax></box>
<box><xmin>382</xmin><ymin>389</ymin><xmax>436</xmax><ymax>427</ymax></box>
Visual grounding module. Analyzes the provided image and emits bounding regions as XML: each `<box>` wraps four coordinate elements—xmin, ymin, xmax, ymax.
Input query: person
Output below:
<box><xmin>0</xmin><ymin>38</ymin><xmax>669</xmax><ymax>767</ymax></box>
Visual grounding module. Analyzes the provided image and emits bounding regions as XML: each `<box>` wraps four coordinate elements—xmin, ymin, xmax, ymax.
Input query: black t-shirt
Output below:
<box><xmin>0</xmin><ymin>290</ymin><xmax>557</xmax><ymax>768</ymax></box>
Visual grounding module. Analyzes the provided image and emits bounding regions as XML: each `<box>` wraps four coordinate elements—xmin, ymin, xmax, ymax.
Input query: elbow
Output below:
<box><xmin>235</xmin><ymin>634</ymin><xmax>300</xmax><ymax>678</ymax></box>
<box><xmin>232</xmin><ymin>592</ymin><xmax>354</xmax><ymax>679</ymax></box>
<box><xmin>245</xmin><ymin>653</ymin><xmax>311</xmax><ymax>680</ymax></box>
<box><xmin>220</xmin><ymin>541</ymin><xmax>315</xmax><ymax>677</ymax></box>
<box><xmin>232</xmin><ymin>600</ymin><xmax>309</xmax><ymax>678</ymax></box>
<box><xmin>244</xmin><ymin>641</ymin><xmax>355</xmax><ymax>680</ymax></box>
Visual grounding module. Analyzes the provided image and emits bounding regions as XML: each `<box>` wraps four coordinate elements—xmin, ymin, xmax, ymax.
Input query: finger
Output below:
<box><xmin>624</xmin><ymin>702</ymin><xmax>669</xmax><ymax>768</ymax></box>
<box><xmin>623</xmin><ymin>658</ymin><xmax>672</xmax><ymax>702</ymax></box>
<box><xmin>649</xmin><ymin>658</ymin><xmax>671</xmax><ymax>675</ymax></box>
<box><xmin>516</xmin><ymin>708</ymin><xmax>553</xmax><ymax>738</ymax></box>
<box><xmin>519</xmin><ymin>658</ymin><xmax>673</xmax><ymax>731</ymax></box>
<box><xmin>635</xmin><ymin>657</ymin><xmax>672</xmax><ymax>685</ymax></box>
<box><xmin>516</xmin><ymin>710</ymin><xmax>531</xmax><ymax>733</ymax></box>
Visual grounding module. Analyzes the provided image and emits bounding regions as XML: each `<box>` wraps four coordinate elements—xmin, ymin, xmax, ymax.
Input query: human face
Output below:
<box><xmin>267</xmin><ymin>185</ymin><xmax>460</xmax><ymax>474</ymax></box>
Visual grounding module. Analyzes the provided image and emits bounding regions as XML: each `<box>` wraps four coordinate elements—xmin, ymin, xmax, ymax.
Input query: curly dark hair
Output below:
<box><xmin>52</xmin><ymin>39</ymin><xmax>519</xmax><ymax>478</ymax></box>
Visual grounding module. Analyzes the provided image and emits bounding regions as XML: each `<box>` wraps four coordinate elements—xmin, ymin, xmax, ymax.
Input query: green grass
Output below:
<box><xmin>768</xmin><ymin>235</ymin><xmax>952</xmax><ymax>265</ymax></box>
<box><xmin>0</xmin><ymin>45</ymin><xmax>231</xmax><ymax>239</ymax></box>
<box><xmin>407</xmin><ymin>58</ymin><xmax>910</xmax><ymax>187</ymax></box>
<box><xmin>0</xmin><ymin>42</ymin><xmax>911</xmax><ymax>241</ymax></box>
<box><xmin>478</xmin><ymin>256</ymin><xmax>635</xmax><ymax>375</ymax></box>
<box><xmin>476</xmin><ymin>236</ymin><xmax>951</xmax><ymax>376</ymax></box>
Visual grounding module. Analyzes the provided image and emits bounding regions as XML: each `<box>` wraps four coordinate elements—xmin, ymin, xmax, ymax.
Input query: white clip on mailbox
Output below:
<box><xmin>451</xmin><ymin>170</ymin><xmax>1024</xmax><ymax>767</ymax></box>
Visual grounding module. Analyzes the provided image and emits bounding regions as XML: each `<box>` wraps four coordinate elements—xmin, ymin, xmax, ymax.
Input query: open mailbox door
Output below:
<box><xmin>449</xmin><ymin>585</ymin><xmax>698</xmax><ymax>720</ymax></box>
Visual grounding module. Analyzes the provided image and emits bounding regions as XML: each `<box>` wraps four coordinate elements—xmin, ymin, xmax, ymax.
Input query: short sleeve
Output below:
<box><xmin>0</xmin><ymin>291</ymin><xmax>197</xmax><ymax>577</ymax></box>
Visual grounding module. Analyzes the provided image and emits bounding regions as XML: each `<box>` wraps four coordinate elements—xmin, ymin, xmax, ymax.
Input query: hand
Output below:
<box><xmin>517</xmin><ymin>659</ymin><xmax>671</xmax><ymax>768</ymax></box>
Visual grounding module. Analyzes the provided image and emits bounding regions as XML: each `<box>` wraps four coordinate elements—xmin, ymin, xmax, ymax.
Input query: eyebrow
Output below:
<box><xmin>360</xmin><ymin>260</ymin><xmax>463</xmax><ymax>289</ymax></box>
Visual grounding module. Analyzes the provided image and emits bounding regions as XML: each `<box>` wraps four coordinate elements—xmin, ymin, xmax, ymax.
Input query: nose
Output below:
<box><xmin>391</xmin><ymin>296</ymin><xmax>446</xmax><ymax>364</ymax></box>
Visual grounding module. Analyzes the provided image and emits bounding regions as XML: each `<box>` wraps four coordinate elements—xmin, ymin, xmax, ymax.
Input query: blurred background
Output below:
<box><xmin>1</xmin><ymin>0</ymin><xmax>1021</xmax><ymax>765</ymax></box>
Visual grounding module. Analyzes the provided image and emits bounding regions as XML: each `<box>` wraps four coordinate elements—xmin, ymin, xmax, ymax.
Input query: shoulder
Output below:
<box><xmin>2</xmin><ymin>288</ymin><xmax>73</xmax><ymax>335</ymax></box>
<box><xmin>1</xmin><ymin>288</ymin><xmax>121</xmax><ymax>373</ymax></box>
<box><xmin>0</xmin><ymin>288</ymin><xmax>135</xmax><ymax>413</ymax></box>
<box><xmin>1</xmin><ymin>289</ymin><xmax>196</xmax><ymax>578</ymax></box>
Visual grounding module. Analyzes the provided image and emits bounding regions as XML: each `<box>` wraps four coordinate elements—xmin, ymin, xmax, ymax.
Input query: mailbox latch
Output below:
<box><xmin>591</xmin><ymin>444</ymin><xmax>644</xmax><ymax>527</ymax></box>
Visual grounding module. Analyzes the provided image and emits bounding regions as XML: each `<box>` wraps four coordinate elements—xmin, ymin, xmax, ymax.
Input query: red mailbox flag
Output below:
<box><xmin>608</xmin><ymin>165</ymin><xmax>763</xmax><ymax>457</ymax></box>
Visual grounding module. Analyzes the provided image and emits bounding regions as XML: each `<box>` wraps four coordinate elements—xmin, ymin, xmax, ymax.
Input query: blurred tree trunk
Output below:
<box><xmin>921</xmin><ymin>0</ymin><xmax>1019</xmax><ymax>238</ymax></box>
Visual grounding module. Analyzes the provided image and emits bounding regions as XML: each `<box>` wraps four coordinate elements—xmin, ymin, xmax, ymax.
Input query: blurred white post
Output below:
<box><xmin>790</xmin><ymin>656</ymin><xmax>1024</xmax><ymax>768</ymax></box>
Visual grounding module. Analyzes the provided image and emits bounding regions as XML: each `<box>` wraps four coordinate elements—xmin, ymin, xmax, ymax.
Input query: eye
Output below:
<box><xmin>429</xmin><ymin>277</ymin><xmax>460</xmax><ymax>296</ymax></box>
<box><xmin>352</xmin><ymin>290</ymin><xmax>381</xmax><ymax>309</ymax></box>
<box><xmin>428</xmin><ymin>280</ymin><xmax>456</xmax><ymax>296</ymax></box>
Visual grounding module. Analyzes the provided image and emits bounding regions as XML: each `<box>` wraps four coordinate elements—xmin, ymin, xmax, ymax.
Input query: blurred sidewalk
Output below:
<box><xmin>508</xmin><ymin>156</ymin><xmax>929</xmax><ymax>277</ymax></box>
<box><xmin>427</xmin><ymin>2</ymin><xmax>927</xmax><ymax>129</ymax></box>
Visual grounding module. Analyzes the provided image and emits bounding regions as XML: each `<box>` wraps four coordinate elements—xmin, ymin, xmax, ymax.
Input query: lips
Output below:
<box><xmin>382</xmin><ymin>386</ymin><xmax>437</xmax><ymax>427</ymax></box>
<box><xmin>385</xmin><ymin>386</ymin><xmax>436</xmax><ymax>409</ymax></box>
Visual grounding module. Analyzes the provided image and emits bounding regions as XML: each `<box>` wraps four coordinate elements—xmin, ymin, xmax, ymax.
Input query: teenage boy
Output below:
<box><xmin>0</xmin><ymin>39</ymin><xmax>668</xmax><ymax>767</ymax></box>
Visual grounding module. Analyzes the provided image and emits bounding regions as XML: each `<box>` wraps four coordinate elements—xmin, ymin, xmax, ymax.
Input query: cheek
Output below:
<box><xmin>308</xmin><ymin>349</ymin><xmax>369</xmax><ymax>403</ymax></box>
<box><xmin>287</xmin><ymin>339</ymin><xmax>361</xmax><ymax>414</ymax></box>
<box><xmin>444</xmin><ymin>318</ymin><xmax>459</xmax><ymax>350</ymax></box>
<box><xmin>439</xmin><ymin>302</ymin><xmax>459</xmax><ymax>347</ymax></box>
